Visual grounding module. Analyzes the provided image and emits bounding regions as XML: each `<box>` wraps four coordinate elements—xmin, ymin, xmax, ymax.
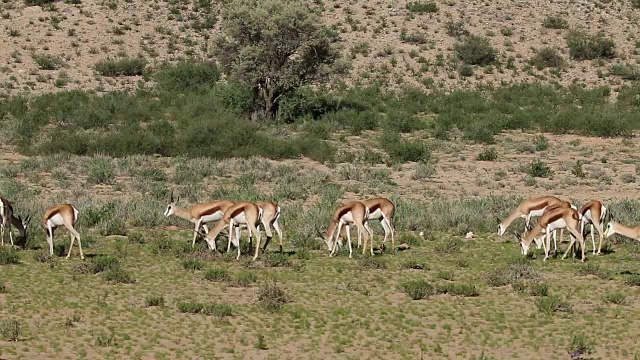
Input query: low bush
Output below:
<box><xmin>399</xmin><ymin>279</ymin><xmax>434</xmax><ymax>300</ymax></box>
<box><xmin>94</xmin><ymin>57</ymin><xmax>147</xmax><ymax>77</ymax></box>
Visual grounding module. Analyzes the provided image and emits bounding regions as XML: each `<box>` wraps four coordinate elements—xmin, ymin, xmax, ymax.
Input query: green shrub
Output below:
<box><xmin>0</xmin><ymin>319</ymin><xmax>23</xmax><ymax>342</ymax></box>
<box><xmin>0</xmin><ymin>247</ymin><xmax>20</xmax><ymax>265</ymax></box>
<box><xmin>32</xmin><ymin>54</ymin><xmax>63</xmax><ymax>70</ymax></box>
<box><xmin>204</xmin><ymin>268</ymin><xmax>230</xmax><ymax>282</ymax></box>
<box><xmin>177</xmin><ymin>302</ymin><xmax>233</xmax><ymax>319</ymax></box>
<box><xmin>406</xmin><ymin>1</ymin><xmax>438</xmax><ymax>13</ymax></box>
<box><xmin>94</xmin><ymin>57</ymin><xmax>147</xmax><ymax>76</ymax></box>
<box><xmin>399</xmin><ymin>279</ymin><xmax>434</xmax><ymax>300</ymax></box>
<box><xmin>454</xmin><ymin>36</ymin><xmax>497</xmax><ymax>65</ymax></box>
<box><xmin>181</xmin><ymin>258</ymin><xmax>203</xmax><ymax>271</ymax></box>
<box><xmin>24</xmin><ymin>0</ymin><xmax>55</xmax><ymax>6</ymax></box>
<box><xmin>145</xmin><ymin>295</ymin><xmax>165</xmax><ymax>307</ymax></box>
<box><xmin>257</xmin><ymin>282</ymin><xmax>289</xmax><ymax>312</ymax></box>
<box><xmin>530</xmin><ymin>47</ymin><xmax>564</xmax><ymax>70</ymax></box>
<box><xmin>234</xmin><ymin>271</ymin><xmax>257</xmax><ymax>287</ymax></box>
<box><xmin>380</xmin><ymin>131</ymin><xmax>431</xmax><ymax>164</ymax></box>
<box><xmin>526</xmin><ymin>160</ymin><xmax>552</xmax><ymax>178</ymax></box>
<box><xmin>153</xmin><ymin>61</ymin><xmax>220</xmax><ymax>92</ymax></box>
<box><xmin>435</xmin><ymin>283</ymin><xmax>479</xmax><ymax>297</ymax></box>
<box><xmin>476</xmin><ymin>147</ymin><xmax>498</xmax><ymax>161</ymax></box>
<box><xmin>535</xmin><ymin>295</ymin><xmax>572</xmax><ymax>314</ymax></box>
<box><xmin>569</xmin><ymin>334</ymin><xmax>594</xmax><ymax>358</ymax></box>
<box><xmin>609</xmin><ymin>64</ymin><xmax>640</xmax><ymax>80</ymax></box>
<box><xmin>566</xmin><ymin>30</ymin><xmax>616</xmax><ymax>60</ymax></box>
<box><xmin>542</xmin><ymin>16</ymin><xmax>568</xmax><ymax>29</ymax></box>
<box><xmin>529</xmin><ymin>283</ymin><xmax>549</xmax><ymax>297</ymax></box>
<box><xmin>624</xmin><ymin>274</ymin><xmax>640</xmax><ymax>286</ymax></box>
<box><xmin>103</xmin><ymin>268</ymin><xmax>135</xmax><ymax>284</ymax></box>
<box><xmin>603</xmin><ymin>292</ymin><xmax>626</xmax><ymax>305</ymax></box>
<box><xmin>458</xmin><ymin>64</ymin><xmax>474</xmax><ymax>77</ymax></box>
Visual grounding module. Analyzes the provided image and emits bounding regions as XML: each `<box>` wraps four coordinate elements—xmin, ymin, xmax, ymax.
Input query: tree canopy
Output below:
<box><xmin>213</xmin><ymin>0</ymin><xmax>341</xmax><ymax>119</ymax></box>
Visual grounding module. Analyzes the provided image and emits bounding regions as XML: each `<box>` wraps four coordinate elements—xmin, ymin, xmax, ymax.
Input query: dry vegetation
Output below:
<box><xmin>2</xmin><ymin>0</ymin><xmax>640</xmax><ymax>359</ymax></box>
<box><xmin>1</xmin><ymin>0</ymin><xmax>640</xmax><ymax>96</ymax></box>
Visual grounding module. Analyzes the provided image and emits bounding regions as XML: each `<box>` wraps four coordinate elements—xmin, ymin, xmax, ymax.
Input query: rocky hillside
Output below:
<box><xmin>1</xmin><ymin>0</ymin><xmax>639</xmax><ymax>98</ymax></box>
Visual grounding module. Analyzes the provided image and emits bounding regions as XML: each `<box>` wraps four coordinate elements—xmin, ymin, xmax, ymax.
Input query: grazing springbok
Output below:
<box><xmin>42</xmin><ymin>204</ymin><xmax>83</xmax><ymax>259</ymax></box>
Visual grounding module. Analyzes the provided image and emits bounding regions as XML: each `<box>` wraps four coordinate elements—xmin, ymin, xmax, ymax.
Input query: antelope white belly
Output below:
<box><xmin>233</xmin><ymin>212</ymin><xmax>248</xmax><ymax>224</ymax></box>
<box><xmin>547</xmin><ymin>219</ymin><xmax>567</xmax><ymax>232</ymax></box>
<box><xmin>341</xmin><ymin>211</ymin><xmax>355</xmax><ymax>224</ymax></box>
<box><xmin>368</xmin><ymin>209</ymin><xmax>384</xmax><ymax>220</ymax></box>
<box><xmin>529</xmin><ymin>208</ymin><xmax>546</xmax><ymax>217</ymax></box>
<box><xmin>201</xmin><ymin>211</ymin><xmax>223</xmax><ymax>223</ymax></box>
<box><xmin>47</xmin><ymin>214</ymin><xmax>66</xmax><ymax>227</ymax></box>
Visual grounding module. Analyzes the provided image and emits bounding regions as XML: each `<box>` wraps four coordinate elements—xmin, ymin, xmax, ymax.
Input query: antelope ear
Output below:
<box><xmin>526</xmin><ymin>223</ymin><xmax>533</xmax><ymax>231</ymax></box>
<box><xmin>609</xmin><ymin>212</ymin><xmax>615</xmax><ymax>221</ymax></box>
<box><xmin>496</xmin><ymin>218</ymin><xmax>501</xmax><ymax>224</ymax></box>
<box><xmin>25</xmin><ymin>215</ymin><xmax>31</xmax><ymax>224</ymax></box>
<box><xmin>169</xmin><ymin>190</ymin><xmax>174</xmax><ymax>203</ymax></box>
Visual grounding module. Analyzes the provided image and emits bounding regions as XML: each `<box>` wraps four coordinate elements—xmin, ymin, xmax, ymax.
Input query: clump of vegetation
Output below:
<box><xmin>569</xmin><ymin>334</ymin><xmax>594</xmax><ymax>359</ymax></box>
<box><xmin>257</xmin><ymin>281</ymin><xmax>289</xmax><ymax>312</ymax></box>
<box><xmin>0</xmin><ymin>247</ymin><xmax>20</xmax><ymax>265</ymax></box>
<box><xmin>609</xmin><ymin>64</ymin><xmax>640</xmax><ymax>80</ymax></box>
<box><xmin>458</xmin><ymin>64</ymin><xmax>474</xmax><ymax>78</ymax></box>
<box><xmin>486</xmin><ymin>262</ymin><xmax>540</xmax><ymax>287</ymax></box>
<box><xmin>530</xmin><ymin>47</ymin><xmax>564</xmax><ymax>70</ymax></box>
<box><xmin>177</xmin><ymin>302</ymin><xmax>233</xmax><ymax>319</ymax></box>
<box><xmin>476</xmin><ymin>147</ymin><xmax>498</xmax><ymax>161</ymax></box>
<box><xmin>360</xmin><ymin>257</ymin><xmax>387</xmax><ymax>269</ymax></box>
<box><xmin>234</xmin><ymin>271</ymin><xmax>258</xmax><ymax>287</ymax></box>
<box><xmin>454</xmin><ymin>35</ymin><xmax>497</xmax><ymax>65</ymax></box>
<box><xmin>624</xmin><ymin>274</ymin><xmax>640</xmax><ymax>287</ymax></box>
<box><xmin>33</xmin><ymin>250</ymin><xmax>53</xmax><ymax>263</ymax></box>
<box><xmin>204</xmin><ymin>268</ymin><xmax>230</xmax><ymax>282</ymax></box>
<box><xmin>575</xmin><ymin>263</ymin><xmax>613</xmax><ymax>280</ymax></box>
<box><xmin>94</xmin><ymin>57</ymin><xmax>147</xmax><ymax>77</ymax></box>
<box><xmin>153</xmin><ymin>61</ymin><xmax>220</xmax><ymax>92</ymax></box>
<box><xmin>435</xmin><ymin>283</ymin><xmax>479</xmax><ymax>297</ymax></box>
<box><xmin>145</xmin><ymin>295</ymin><xmax>165</xmax><ymax>307</ymax></box>
<box><xmin>603</xmin><ymin>292</ymin><xmax>626</xmax><ymax>305</ymax></box>
<box><xmin>526</xmin><ymin>160</ymin><xmax>553</xmax><ymax>178</ymax></box>
<box><xmin>529</xmin><ymin>283</ymin><xmax>549</xmax><ymax>297</ymax></box>
<box><xmin>181</xmin><ymin>258</ymin><xmax>203</xmax><ymax>271</ymax></box>
<box><xmin>543</xmin><ymin>16</ymin><xmax>568</xmax><ymax>29</ymax></box>
<box><xmin>406</xmin><ymin>1</ymin><xmax>438</xmax><ymax>13</ymax></box>
<box><xmin>401</xmin><ymin>260</ymin><xmax>428</xmax><ymax>270</ymax></box>
<box><xmin>535</xmin><ymin>295</ymin><xmax>572</xmax><ymax>314</ymax></box>
<box><xmin>103</xmin><ymin>268</ymin><xmax>136</xmax><ymax>284</ymax></box>
<box><xmin>32</xmin><ymin>54</ymin><xmax>63</xmax><ymax>70</ymax></box>
<box><xmin>0</xmin><ymin>318</ymin><xmax>23</xmax><ymax>342</ymax></box>
<box><xmin>263</xmin><ymin>253</ymin><xmax>291</xmax><ymax>267</ymax></box>
<box><xmin>566</xmin><ymin>30</ymin><xmax>616</xmax><ymax>60</ymax></box>
<box><xmin>399</xmin><ymin>279</ymin><xmax>434</xmax><ymax>300</ymax></box>
<box><xmin>434</xmin><ymin>238</ymin><xmax>462</xmax><ymax>254</ymax></box>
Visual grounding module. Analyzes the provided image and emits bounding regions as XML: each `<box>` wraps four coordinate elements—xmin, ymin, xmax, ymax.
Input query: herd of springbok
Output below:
<box><xmin>1</xmin><ymin>192</ymin><xmax>639</xmax><ymax>262</ymax></box>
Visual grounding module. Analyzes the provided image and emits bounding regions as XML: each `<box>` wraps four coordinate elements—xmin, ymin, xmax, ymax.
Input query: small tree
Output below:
<box><xmin>213</xmin><ymin>0</ymin><xmax>341</xmax><ymax>119</ymax></box>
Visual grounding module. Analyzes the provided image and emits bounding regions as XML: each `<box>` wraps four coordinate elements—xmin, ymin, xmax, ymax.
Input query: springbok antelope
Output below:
<box><xmin>535</xmin><ymin>200</ymin><xmax>579</xmax><ymax>254</ymax></box>
<box><xmin>318</xmin><ymin>201</ymin><xmax>373</xmax><ymax>258</ymax></box>
<box><xmin>198</xmin><ymin>202</ymin><xmax>263</xmax><ymax>260</ymax></box>
<box><xmin>226</xmin><ymin>201</ymin><xmax>283</xmax><ymax>254</ymax></box>
<box><xmin>0</xmin><ymin>197</ymin><xmax>30</xmax><ymax>247</ymax></box>
<box><xmin>498</xmin><ymin>196</ymin><xmax>562</xmax><ymax>236</ymax></box>
<box><xmin>604</xmin><ymin>218</ymin><xmax>640</xmax><ymax>241</ymax></box>
<box><xmin>579</xmin><ymin>200</ymin><xmax>608</xmax><ymax>255</ymax></box>
<box><xmin>163</xmin><ymin>192</ymin><xmax>235</xmax><ymax>249</ymax></box>
<box><xmin>42</xmin><ymin>204</ymin><xmax>83</xmax><ymax>259</ymax></box>
<box><xmin>336</xmin><ymin>197</ymin><xmax>396</xmax><ymax>253</ymax></box>
<box><xmin>515</xmin><ymin>206</ymin><xmax>586</xmax><ymax>262</ymax></box>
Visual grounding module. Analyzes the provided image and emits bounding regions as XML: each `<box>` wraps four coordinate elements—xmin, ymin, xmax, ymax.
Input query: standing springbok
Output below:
<box><xmin>579</xmin><ymin>200</ymin><xmax>608</xmax><ymax>255</ymax></box>
<box><xmin>42</xmin><ymin>204</ymin><xmax>83</xmax><ymax>259</ymax></box>
<box><xmin>515</xmin><ymin>206</ymin><xmax>586</xmax><ymax>262</ymax></box>
<box><xmin>319</xmin><ymin>201</ymin><xmax>373</xmax><ymax>258</ymax></box>
<box><xmin>163</xmin><ymin>192</ymin><xmax>235</xmax><ymax>249</ymax></box>
<box><xmin>226</xmin><ymin>201</ymin><xmax>283</xmax><ymax>254</ymax></box>
<box><xmin>337</xmin><ymin>198</ymin><xmax>396</xmax><ymax>253</ymax></box>
<box><xmin>199</xmin><ymin>202</ymin><xmax>263</xmax><ymax>260</ymax></box>
<box><xmin>498</xmin><ymin>196</ymin><xmax>563</xmax><ymax>236</ymax></box>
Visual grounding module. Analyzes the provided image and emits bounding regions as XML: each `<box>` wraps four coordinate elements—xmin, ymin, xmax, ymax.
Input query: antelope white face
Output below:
<box><xmin>605</xmin><ymin>222</ymin><xmax>615</xmax><ymax>238</ymax></box>
<box><xmin>164</xmin><ymin>203</ymin><xmax>176</xmax><ymax>217</ymax></box>
<box><xmin>497</xmin><ymin>224</ymin><xmax>506</xmax><ymax>236</ymax></box>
